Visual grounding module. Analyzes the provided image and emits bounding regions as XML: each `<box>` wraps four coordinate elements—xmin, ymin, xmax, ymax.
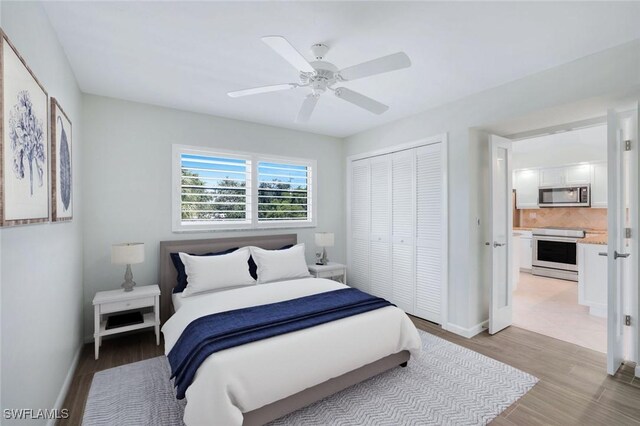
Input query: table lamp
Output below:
<box><xmin>111</xmin><ymin>243</ymin><xmax>145</xmax><ymax>292</ymax></box>
<box><xmin>314</xmin><ymin>232</ymin><xmax>334</xmax><ymax>265</ymax></box>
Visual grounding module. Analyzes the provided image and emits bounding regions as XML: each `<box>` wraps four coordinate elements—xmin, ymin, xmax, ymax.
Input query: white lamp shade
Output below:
<box><xmin>314</xmin><ymin>232</ymin><xmax>334</xmax><ymax>247</ymax></box>
<box><xmin>111</xmin><ymin>243</ymin><xmax>145</xmax><ymax>265</ymax></box>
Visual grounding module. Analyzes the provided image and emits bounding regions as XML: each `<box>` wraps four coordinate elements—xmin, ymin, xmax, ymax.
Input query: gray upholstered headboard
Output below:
<box><xmin>158</xmin><ymin>234</ymin><xmax>298</xmax><ymax>325</ymax></box>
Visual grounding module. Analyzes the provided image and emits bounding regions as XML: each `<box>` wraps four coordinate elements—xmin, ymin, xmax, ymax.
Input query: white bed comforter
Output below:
<box><xmin>162</xmin><ymin>278</ymin><xmax>421</xmax><ymax>426</ymax></box>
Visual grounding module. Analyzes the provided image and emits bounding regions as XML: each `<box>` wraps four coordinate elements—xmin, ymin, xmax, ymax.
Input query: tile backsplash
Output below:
<box><xmin>519</xmin><ymin>208</ymin><xmax>607</xmax><ymax>231</ymax></box>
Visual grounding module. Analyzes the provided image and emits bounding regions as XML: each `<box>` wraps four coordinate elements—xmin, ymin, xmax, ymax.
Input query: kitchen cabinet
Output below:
<box><xmin>516</xmin><ymin>230</ymin><xmax>533</xmax><ymax>271</ymax></box>
<box><xmin>565</xmin><ymin>164</ymin><xmax>592</xmax><ymax>185</ymax></box>
<box><xmin>591</xmin><ymin>161</ymin><xmax>608</xmax><ymax>208</ymax></box>
<box><xmin>578</xmin><ymin>243</ymin><xmax>607</xmax><ymax>317</ymax></box>
<box><xmin>513</xmin><ymin>162</ymin><xmax>606</xmax><ymax>209</ymax></box>
<box><xmin>539</xmin><ymin>164</ymin><xmax>591</xmax><ymax>186</ymax></box>
<box><xmin>539</xmin><ymin>167</ymin><xmax>565</xmax><ymax>186</ymax></box>
<box><xmin>513</xmin><ymin>169</ymin><xmax>539</xmax><ymax>209</ymax></box>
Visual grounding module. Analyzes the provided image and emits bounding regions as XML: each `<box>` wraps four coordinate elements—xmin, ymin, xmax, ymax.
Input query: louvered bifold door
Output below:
<box><xmin>349</xmin><ymin>159</ymin><xmax>371</xmax><ymax>292</ymax></box>
<box><xmin>369</xmin><ymin>155</ymin><xmax>392</xmax><ymax>300</ymax></box>
<box><xmin>415</xmin><ymin>143</ymin><xmax>444</xmax><ymax>323</ymax></box>
<box><xmin>391</xmin><ymin>150</ymin><xmax>416</xmax><ymax>314</ymax></box>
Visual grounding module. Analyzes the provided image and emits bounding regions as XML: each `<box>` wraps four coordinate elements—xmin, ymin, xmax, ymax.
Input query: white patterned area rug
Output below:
<box><xmin>83</xmin><ymin>330</ymin><xmax>538</xmax><ymax>426</ymax></box>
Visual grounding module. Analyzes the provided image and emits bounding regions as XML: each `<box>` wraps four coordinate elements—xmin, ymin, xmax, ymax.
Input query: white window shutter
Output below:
<box><xmin>257</xmin><ymin>161</ymin><xmax>310</xmax><ymax>222</ymax></box>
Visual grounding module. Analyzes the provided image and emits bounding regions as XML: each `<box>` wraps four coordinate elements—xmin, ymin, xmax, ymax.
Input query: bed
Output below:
<box><xmin>159</xmin><ymin>234</ymin><xmax>421</xmax><ymax>426</ymax></box>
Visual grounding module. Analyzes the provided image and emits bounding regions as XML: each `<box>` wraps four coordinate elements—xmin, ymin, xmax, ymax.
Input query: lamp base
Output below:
<box><xmin>121</xmin><ymin>264</ymin><xmax>137</xmax><ymax>292</ymax></box>
<box><xmin>315</xmin><ymin>248</ymin><xmax>329</xmax><ymax>266</ymax></box>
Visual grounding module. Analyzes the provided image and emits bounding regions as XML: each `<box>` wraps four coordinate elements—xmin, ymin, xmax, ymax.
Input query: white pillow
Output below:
<box><xmin>180</xmin><ymin>247</ymin><xmax>256</xmax><ymax>297</ymax></box>
<box><xmin>250</xmin><ymin>243</ymin><xmax>311</xmax><ymax>284</ymax></box>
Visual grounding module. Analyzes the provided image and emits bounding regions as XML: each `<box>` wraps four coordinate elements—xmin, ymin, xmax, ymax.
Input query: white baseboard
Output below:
<box><xmin>445</xmin><ymin>320</ymin><xmax>488</xmax><ymax>338</ymax></box>
<box><xmin>47</xmin><ymin>345</ymin><xmax>82</xmax><ymax>426</ymax></box>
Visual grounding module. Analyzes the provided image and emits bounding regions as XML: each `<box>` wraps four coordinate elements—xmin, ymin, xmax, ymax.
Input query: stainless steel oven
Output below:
<box><xmin>538</xmin><ymin>185</ymin><xmax>590</xmax><ymax>207</ymax></box>
<box><xmin>531</xmin><ymin>227</ymin><xmax>585</xmax><ymax>281</ymax></box>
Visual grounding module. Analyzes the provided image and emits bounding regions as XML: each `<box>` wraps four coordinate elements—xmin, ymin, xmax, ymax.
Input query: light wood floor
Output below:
<box><xmin>59</xmin><ymin>320</ymin><xmax>640</xmax><ymax>425</ymax></box>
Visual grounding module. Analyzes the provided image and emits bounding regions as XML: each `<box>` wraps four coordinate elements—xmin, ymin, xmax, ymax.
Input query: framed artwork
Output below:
<box><xmin>51</xmin><ymin>98</ymin><xmax>72</xmax><ymax>221</ymax></box>
<box><xmin>0</xmin><ymin>30</ymin><xmax>49</xmax><ymax>226</ymax></box>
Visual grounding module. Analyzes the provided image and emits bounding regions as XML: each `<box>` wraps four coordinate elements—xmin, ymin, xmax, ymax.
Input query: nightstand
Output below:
<box><xmin>92</xmin><ymin>284</ymin><xmax>160</xmax><ymax>360</ymax></box>
<box><xmin>308</xmin><ymin>262</ymin><xmax>347</xmax><ymax>285</ymax></box>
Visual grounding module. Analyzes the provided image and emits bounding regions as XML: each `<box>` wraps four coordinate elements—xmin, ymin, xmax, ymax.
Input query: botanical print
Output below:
<box><xmin>58</xmin><ymin>117</ymin><xmax>71</xmax><ymax>210</ymax></box>
<box><xmin>51</xmin><ymin>98</ymin><xmax>73</xmax><ymax>221</ymax></box>
<box><xmin>9</xmin><ymin>91</ymin><xmax>46</xmax><ymax>196</ymax></box>
<box><xmin>1</xmin><ymin>32</ymin><xmax>49</xmax><ymax>225</ymax></box>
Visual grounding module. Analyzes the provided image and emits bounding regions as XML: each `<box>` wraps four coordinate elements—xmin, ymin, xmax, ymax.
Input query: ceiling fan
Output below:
<box><xmin>227</xmin><ymin>36</ymin><xmax>411</xmax><ymax>123</ymax></box>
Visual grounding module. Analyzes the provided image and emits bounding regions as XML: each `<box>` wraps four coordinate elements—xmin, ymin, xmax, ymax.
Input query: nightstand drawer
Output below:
<box><xmin>100</xmin><ymin>296</ymin><xmax>155</xmax><ymax>314</ymax></box>
<box><xmin>316</xmin><ymin>269</ymin><xmax>343</xmax><ymax>279</ymax></box>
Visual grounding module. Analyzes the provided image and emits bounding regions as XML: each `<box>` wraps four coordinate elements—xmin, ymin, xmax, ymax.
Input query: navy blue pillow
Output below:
<box><xmin>170</xmin><ymin>247</ymin><xmax>239</xmax><ymax>293</ymax></box>
<box><xmin>248</xmin><ymin>244</ymin><xmax>294</xmax><ymax>280</ymax></box>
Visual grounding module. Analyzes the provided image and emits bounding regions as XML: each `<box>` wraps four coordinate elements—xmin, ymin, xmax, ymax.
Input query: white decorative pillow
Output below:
<box><xmin>250</xmin><ymin>243</ymin><xmax>311</xmax><ymax>284</ymax></box>
<box><xmin>179</xmin><ymin>247</ymin><xmax>256</xmax><ymax>297</ymax></box>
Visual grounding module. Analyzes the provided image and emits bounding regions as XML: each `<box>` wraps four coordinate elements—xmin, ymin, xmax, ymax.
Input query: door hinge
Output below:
<box><xmin>625</xmin><ymin>315</ymin><xmax>631</xmax><ymax>326</ymax></box>
<box><xmin>625</xmin><ymin>228</ymin><xmax>632</xmax><ymax>238</ymax></box>
<box><xmin>625</xmin><ymin>140</ymin><xmax>632</xmax><ymax>151</ymax></box>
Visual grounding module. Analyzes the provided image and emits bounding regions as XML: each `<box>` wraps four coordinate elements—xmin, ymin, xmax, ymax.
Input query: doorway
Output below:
<box><xmin>487</xmin><ymin>107</ymin><xmax>639</xmax><ymax>375</ymax></box>
<box><xmin>513</xmin><ymin>125</ymin><xmax>607</xmax><ymax>353</ymax></box>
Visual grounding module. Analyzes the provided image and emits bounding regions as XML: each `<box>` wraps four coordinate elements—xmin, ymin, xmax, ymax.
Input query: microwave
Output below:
<box><xmin>538</xmin><ymin>185</ymin><xmax>590</xmax><ymax>207</ymax></box>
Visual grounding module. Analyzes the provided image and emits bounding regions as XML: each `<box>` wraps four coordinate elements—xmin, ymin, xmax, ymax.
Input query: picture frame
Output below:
<box><xmin>0</xmin><ymin>30</ymin><xmax>49</xmax><ymax>226</ymax></box>
<box><xmin>51</xmin><ymin>98</ymin><xmax>72</xmax><ymax>222</ymax></box>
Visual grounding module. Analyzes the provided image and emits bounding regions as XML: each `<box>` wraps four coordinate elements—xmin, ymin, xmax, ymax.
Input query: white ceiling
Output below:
<box><xmin>43</xmin><ymin>2</ymin><xmax>640</xmax><ymax>138</ymax></box>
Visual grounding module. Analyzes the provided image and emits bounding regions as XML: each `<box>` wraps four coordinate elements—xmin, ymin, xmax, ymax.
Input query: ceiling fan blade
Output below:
<box><xmin>334</xmin><ymin>88</ymin><xmax>388</xmax><ymax>115</ymax></box>
<box><xmin>227</xmin><ymin>83</ymin><xmax>298</xmax><ymax>98</ymax></box>
<box><xmin>338</xmin><ymin>52</ymin><xmax>411</xmax><ymax>81</ymax></box>
<box><xmin>296</xmin><ymin>94</ymin><xmax>319</xmax><ymax>123</ymax></box>
<box><xmin>262</xmin><ymin>36</ymin><xmax>316</xmax><ymax>74</ymax></box>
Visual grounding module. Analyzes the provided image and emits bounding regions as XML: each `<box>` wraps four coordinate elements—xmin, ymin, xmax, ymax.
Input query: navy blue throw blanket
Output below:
<box><xmin>168</xmin><ymin>288</ymin><xmax>393</xmax><ymax>399</ymax></box>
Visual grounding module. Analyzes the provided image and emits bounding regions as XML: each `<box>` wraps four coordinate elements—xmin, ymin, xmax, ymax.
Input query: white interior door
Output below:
<box><xmin>415</xmin><ymin>143</ymin><xmax>445</xmax><ymax>324</ymax></box>
<box><xmin>369</xmin><ymin>156</ymin><xmax>392</xmax><ymax>301</ymax></box>
<box><xmin>349</xmin><ymin>159</ymin><xmax>371</xmax><ymax>292</ymax></box>
<box><xmin>391</xmin><ymin>150</ymin><xmax>416</xmax><ymax>313</ymax></box>
<box><xmin>606</xmin><ymin>107</ymin><xmax>639</xmax><ymax>375</ymax></box>
<box><xmin>489</xmin><ymin>135</ymin><xmax>514</xmax><ymax>334</ymax></box>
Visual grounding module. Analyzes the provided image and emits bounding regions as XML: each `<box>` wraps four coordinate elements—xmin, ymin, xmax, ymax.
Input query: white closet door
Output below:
<box><xmin>391</xmin><ymin>150</ymin><xmax>415</xmax><ymax>313</ymax></box>
<box><xmin>415</xmin><ymin>143</ymin><xmax>444</xmax><ymax>323</ymax></box>
<box><xmin>349</xmin><ymin>159</ymin><xmax>371</xmax><ymax>292</ymax></box>
<box><xmin>369</xmin><ymin>156</ymin><xmax>392</xmax><ymax>300</ymax></box>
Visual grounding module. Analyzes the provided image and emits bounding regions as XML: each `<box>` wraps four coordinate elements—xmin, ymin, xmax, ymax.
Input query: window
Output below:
<box><xmin>258</xmin><ymin>162</ymin><xmax>310</xmax><ymax>222</ymax></box>
<box><xmin>173</xmin><ymin>145</ymin><xmax>316</xmax><ymax>231</ymax></box>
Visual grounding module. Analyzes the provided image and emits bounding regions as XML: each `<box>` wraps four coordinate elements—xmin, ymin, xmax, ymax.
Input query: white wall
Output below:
<box><xmin>345</xmin><ymin>40</ymin><xmax>640</xmax><ymax>334</ymax></box>
<box><xmin>512</xmin><ymin>124</ymin><xmax>607</xmax><ymax>170</ymax></box>
<box><xmin>81</xmin><ymin>95</ymin><xmax>344</xmax><ymax>340</ymax></box>
<box><xmin>0</xmin><ymin>2</ymin><xmax>83</xmax><ymax>423</ymax></box>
